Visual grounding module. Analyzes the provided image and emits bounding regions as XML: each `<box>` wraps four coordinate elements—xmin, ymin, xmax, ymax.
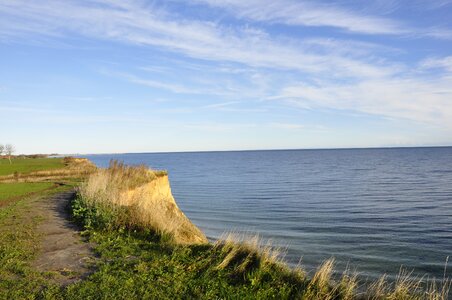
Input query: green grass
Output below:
<box><xmin>59</xmin><ymin>229</ymin><xmax>306</xmax><ymax>299</ymax></box>
<box><xmin>0</xmin><ymin>158</ymin><xmax>64</xmax><ymax>176</ymax></box>
<box><xmin>0</xmin><ymin>182</ymin><xmax>55</xmax><ymax>201</ymax></box>
<box><xmin>0</xmin><ymin>187</ymin><xmax>71</xmax><ymax>299</ymax></box>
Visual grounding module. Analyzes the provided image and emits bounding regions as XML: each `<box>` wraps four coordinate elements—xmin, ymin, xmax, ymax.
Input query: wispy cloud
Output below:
<box><xmin>191</xmin><ymin>0</ymin><xmax>407</xmax><ymax>35</ymax></box>
<box><xmin>202</xmin><ymin>101</ymin><xmax>240</xmax><ymax>109</ymax></box>
<box><xmin>274</xmin><ymin>74</ymin><xmax>452</xmax><ymax>127</ymax></box>
<box><xmin>66</xmin><ymin>96</ymin><xmax>113</xmax><ymax>102</ymax></box>
<box><xmin>0</xmin><ymin>103</ymin><xmax>165</xmax><ymax>125</ymax></box>
<box><xmin>190</xmin><ymin>0</ymin><xmax>452</xmax><ymax>39</ymax></box>
<box><xmin>268</xmin><ymin>123</ymin><xmax>329</xmax><ymax>131</ymax></box>
<box><xmin>421</xmin><ymin>56</ymin><xmax>452</xmax><ymax>72</ymax></box>
<box><xmin>269</xmin><ymin>123</ymin><xmax>305</xmax><ymax>130</ymax></box>
<box><xmin>105</xmin><ymin>70</ymin><xmax>257</xmax><ymax>97</ymax></box>
<box><xmin>183</xmin><ymin>122</ymin><xmax>257</xmax><ymax>132</ymax></box>
<box><xmin>0</xmin><ymin>0</ymin><xmax>401</xmax><ymax>80</ymax></box>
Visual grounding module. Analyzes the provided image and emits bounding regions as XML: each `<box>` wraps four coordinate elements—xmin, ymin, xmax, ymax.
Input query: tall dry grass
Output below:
<box><xmin>80</xmin><ymin>160</ymin><xmax>165</xmax><ymax>198</ymax></box>
<box><xmin>364</xmin><ymin>269</ymin><xmax>451</xmax><ymax>300</ymax></box>
<box><xmin>214</xmin><ymin>233</ymin><xmax>286</xmax><ymax>272</ymax></box>
<box><xmin>211</xmin><ymin>234</ymin><xmax>450</xmax><ymax>299</ymax></box>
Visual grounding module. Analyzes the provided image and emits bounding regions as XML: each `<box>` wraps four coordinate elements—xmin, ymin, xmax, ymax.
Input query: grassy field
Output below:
<box><xmin>0</xmin><ymin>157</ymin><xmax>64</xmax><ymax>176</ymax></box>
<box><xmin>0</xmin><ymin>182</ymin><xmax>55</xmax><ymax>201</ymax></box>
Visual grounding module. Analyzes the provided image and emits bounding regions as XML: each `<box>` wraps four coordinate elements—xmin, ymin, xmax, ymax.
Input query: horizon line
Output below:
<box><xmin>52</xmin><ymin>144</ymin><xmax>452</xmax><ymax>156</ymax></box>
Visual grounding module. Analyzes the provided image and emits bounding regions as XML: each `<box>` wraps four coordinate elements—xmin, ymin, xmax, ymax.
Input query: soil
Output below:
<box><xmin>32</xmin><ymin>191</ymin><xmax>95</xmax><ymax>285</ymax></box>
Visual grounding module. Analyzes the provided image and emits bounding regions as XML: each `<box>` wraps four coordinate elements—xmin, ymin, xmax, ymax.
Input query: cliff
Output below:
<box><xmin>78</xmin><ymin>162</ymin><xmax>207</xmax><ymax>245</ymax></box>
<box><xmin>120</xmin><ymin>174</ymin><xmax>207</xmax><ymax>244</ymax></box>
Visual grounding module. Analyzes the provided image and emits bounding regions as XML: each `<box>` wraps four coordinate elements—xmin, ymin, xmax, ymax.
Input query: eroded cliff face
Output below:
<box><xmin>120</xmin><ymin>174</ymin><xmax>207</xmax><ymax>245</ymax></box>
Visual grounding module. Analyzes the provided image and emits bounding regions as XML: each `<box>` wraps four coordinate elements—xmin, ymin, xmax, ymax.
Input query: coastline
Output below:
<box><xmin>0</xmin><ymin>157</ymin><xmax>450</xmax><ymax>299</ymax></box>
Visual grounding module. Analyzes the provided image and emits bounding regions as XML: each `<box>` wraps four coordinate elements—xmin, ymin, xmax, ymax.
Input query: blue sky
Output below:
<box><xmin>1</xmin><ymin>0</ymin><xmax>451</xmax><ymax>154</ymax></box>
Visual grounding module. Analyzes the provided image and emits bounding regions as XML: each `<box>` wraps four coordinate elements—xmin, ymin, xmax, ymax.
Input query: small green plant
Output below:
<box><xmin>71</xmin><ymin>194</ymin><xmax>137</xmax><ymax>232</ymax></box>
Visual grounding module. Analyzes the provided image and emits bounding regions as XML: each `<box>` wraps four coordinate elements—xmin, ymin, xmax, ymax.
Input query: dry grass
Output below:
<box><xmin>212</xmin><ymin>234</ymin><xmax>450</xmax><ymax>299</ymax></box>
<box><xmin>0</xmin><ymin>157</ymin><xmax>96</xmax><ymax>183</ymax></box>
<box><xmin>363</xmin><ymin>270</ymin><xmax>451</xmax><ymax>300</ymax></box>
<box><xmin>302</xmin><ymin>258</ymin><xmax>342</xmax><ymax>300</ymax></box>
<box><xmin>214</xmin><ymin>233</ymin><xmax>286</xmax><ymax>272</ymax></box>
<box><xmin>76</xmin><ymin>160</ymin><xmax>206</xmax><ymax>244</ymax></box>
<box><xmin>79</xmin><ymin>160</ymin><xmax>157</xmax><ymax>203</ymax></box>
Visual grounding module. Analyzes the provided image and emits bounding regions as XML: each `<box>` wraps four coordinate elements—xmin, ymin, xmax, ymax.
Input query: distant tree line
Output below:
<box><xmin>0</xmin><ymin>143</ymin><xmax>15</xmax><ymax>164</ymax></box>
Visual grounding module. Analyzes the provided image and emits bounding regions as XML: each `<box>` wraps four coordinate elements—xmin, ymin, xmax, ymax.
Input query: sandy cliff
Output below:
<box><xmin>120</xmin><ymin>174</ymin><xmax>207</xmax><ymax>245</ymax></box>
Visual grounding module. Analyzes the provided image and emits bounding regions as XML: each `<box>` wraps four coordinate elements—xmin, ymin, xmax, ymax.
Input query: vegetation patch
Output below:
<box><xmin>0</xmin><ymin>157</ymin><xmax>96</xmax><ymax>183</ymax></box>
<box><xmin>0</xmin><ymin>158</ymin><xmax>64</xmax><ymax>176</ymax></box>
<box><xmin>0</xmin><ymin>187</ymin><xmax>71</xmax><ymax>299</ymax></box>
<box><xmin>0</xmin><ymin>182</ymin><xmax>55</xmax><ymax>202</ymax></box>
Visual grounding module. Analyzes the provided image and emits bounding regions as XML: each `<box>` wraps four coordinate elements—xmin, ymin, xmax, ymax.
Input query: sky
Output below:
<box><xmin>1</xmin><ymin>0</ymin><xmax>451</xmax><ymax>154</ymax></box>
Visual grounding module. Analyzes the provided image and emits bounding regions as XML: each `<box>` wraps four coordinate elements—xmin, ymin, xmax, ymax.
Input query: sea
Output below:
<box><xmin>81</xmin><ymin>147</ymin><xmax>452</xmax><ymax>281</ymax></box>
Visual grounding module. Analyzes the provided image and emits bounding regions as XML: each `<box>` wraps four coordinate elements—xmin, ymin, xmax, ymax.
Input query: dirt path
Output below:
<box><xmin>32</xmin><ymin>191</ymin><xmax>95</xmax><ymax>285</ymax></box>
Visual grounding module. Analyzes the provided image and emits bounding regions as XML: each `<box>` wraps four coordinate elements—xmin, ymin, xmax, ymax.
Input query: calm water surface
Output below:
<box><xmin>82</xmin><ymin>147</ymin><xmax>452</xmax><ymax>280</ymax></box>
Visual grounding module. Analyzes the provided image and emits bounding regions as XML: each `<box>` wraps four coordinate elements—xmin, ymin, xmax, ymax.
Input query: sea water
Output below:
<box><xmin>82</xmin><ymin>147</ymin><xmax>452</xmax><ymax>281</ymax></box>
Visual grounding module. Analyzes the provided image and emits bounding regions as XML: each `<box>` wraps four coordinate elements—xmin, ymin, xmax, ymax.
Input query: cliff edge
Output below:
<box><xmin>77</xmin><ymin>162</ymin><xmax>207</xmax><ymax>245</ymax></box>
<box><xmin>121</xmin><ymin>174</ymin><xmax>207</xmax><ymax>244</ymax></box>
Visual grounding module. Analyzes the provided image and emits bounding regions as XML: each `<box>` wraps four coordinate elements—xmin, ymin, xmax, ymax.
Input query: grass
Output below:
<box><xmin>56</xmin><ymin>229</ymin><xmax>308</xmax><ymax>299</ymax></box>
<box><xmin>47</xmin><ymin>217</ymin><xmax>449</xmax><ymax>299</ymax></box>
<box><xmin>0</xmin><ymin>186</ymin><xmax>73</xmax><ymax>299</ymax></box>
<box><xmin>0</xmin><ymin>157</ymin><xmax>96</xmax><ymax>183</ymax></box>
<box><xmin>0</xmin><ymin>182</ymin><xmax>55</xmax><ymax>201</ymax></box>
<box><xmin>0</xmin><ymin>157</ymin><xmax>64</xmax><ymax>176</ymax></box>
<box><xmin>0</xmin><ymin>156</ymin><xmax>94</xmax><ymax>299</ymax></box>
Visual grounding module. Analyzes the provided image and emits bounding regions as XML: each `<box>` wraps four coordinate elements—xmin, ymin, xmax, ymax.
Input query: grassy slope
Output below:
<box><xmin>0</xmin><ymin>182</ymin><xmax>55</xmax><ymax>201</ymax></box>
<box><xmin>0</xmin><ymin>158</ymin><xmax>64</xmax><ymax>176</ymax></box>
<box><xmin>61</xmin><ymin>229</ymin><xmax>304</xmax><ymax>299</ymax></box>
